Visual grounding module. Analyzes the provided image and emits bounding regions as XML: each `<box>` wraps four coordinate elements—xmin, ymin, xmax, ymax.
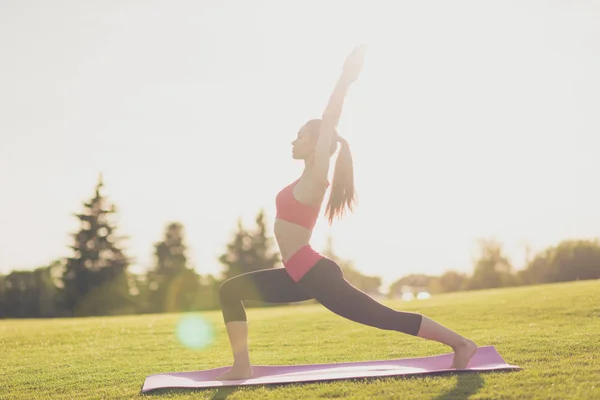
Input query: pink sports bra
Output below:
<box><xmin>275</xmin><ymin>179</ymin><xmax>326</xmax><ymax>230</ymax></box>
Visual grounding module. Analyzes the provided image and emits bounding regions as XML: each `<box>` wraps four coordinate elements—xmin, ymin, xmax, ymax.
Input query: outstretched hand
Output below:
<box><xmin>340</xmin><ymin>44</ymin><xmax>368</xmax><ymax>85</ymax></box>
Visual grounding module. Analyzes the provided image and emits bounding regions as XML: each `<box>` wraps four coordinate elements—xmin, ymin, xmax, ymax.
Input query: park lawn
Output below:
<box><xmin>1</xmin><ymin>280</ymin><xmax>599</xmax><ymax>400</ymax></box>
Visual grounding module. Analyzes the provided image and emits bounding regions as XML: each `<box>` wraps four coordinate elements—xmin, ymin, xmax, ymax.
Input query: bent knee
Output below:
<box><xmin>219</xmin><ymin>279</ymin><xmax>237</xmax><ymax>302</ymax></box>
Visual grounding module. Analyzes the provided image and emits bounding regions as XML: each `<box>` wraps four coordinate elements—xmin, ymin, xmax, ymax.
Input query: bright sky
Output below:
<box><xmin>1</xmin><ymin>1</ymin><xmax>599</xmax><ymax>288</ymax></box>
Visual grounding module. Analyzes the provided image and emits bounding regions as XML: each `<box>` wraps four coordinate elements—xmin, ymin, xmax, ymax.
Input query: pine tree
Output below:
<box><xmin>147</xmin><ymin>222</ymin><xmax>200</xmax><ymax>313</ymax></box>
<box><xmin>219</xmin><ymin>210</ymin><xmax>281</xmax><ymax>280</ymax></box>
<box><xmin>62</xmin><ymin>174</ymin><xmax>131</xmax><ymax>316</ymax></box>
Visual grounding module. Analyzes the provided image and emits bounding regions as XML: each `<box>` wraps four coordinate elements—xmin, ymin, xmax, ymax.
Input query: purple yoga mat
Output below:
<box><xmin>141</xmin><ymin>345</ymin><xmax>520</xmax><ymax>392</ymax></box>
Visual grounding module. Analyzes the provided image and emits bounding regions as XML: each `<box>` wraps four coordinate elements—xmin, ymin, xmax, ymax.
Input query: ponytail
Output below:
<box><xmin>325</xmin><ymin>137</ymin><xmax>356</xmax><ymax>225</ymax></box>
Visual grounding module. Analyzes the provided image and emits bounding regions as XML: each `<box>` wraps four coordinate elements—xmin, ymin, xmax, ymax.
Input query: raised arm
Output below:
<box><xmin>311</xmin><ymin>45</ymin><xmax>367</xmax><ymax>183</ymax></box>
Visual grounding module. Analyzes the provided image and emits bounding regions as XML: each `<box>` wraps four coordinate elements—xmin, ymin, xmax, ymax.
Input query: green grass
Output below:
<box><xmin>1</xmin><ymin>280</ymin><xmax>599</xmax><ymax>399</ymax></box>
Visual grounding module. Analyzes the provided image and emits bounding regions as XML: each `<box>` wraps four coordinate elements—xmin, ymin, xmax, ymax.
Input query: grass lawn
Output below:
<box><xmin>1</xmin><ymin>279</ymin><xmax>599</xmax><ymax>399</ymax></box>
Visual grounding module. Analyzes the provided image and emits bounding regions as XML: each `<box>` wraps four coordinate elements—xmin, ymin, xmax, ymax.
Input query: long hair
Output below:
<box><xmin>304</xmin><ymin>119</ymin><xmax>357</xmax><ymax>224</ymax></box>
<box><xmin>325</xmin><ymin>136</ymin><xmax>356</xmax><ymax>225</ymax></box>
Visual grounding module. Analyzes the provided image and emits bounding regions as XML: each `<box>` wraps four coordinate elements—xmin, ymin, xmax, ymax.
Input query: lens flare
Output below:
<box><xmin>175</xmin><ymin>314</ymin><xmax>215</xmax><ymax>350</ymax></box>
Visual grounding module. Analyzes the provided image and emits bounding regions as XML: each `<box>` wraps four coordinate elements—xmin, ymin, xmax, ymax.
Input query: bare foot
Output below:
<box><xmin>216</xmin><ymin>365</ymin><xmax>254</xmax><ymax>381</ymax></box>
<box><xmin>451</xmin><ymin>339</ymin><xmax>478</xmax><ymax>369</ymax></box>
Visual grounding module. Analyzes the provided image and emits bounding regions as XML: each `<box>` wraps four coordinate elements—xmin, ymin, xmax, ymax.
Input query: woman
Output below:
<box><xmin>217</xmin><ymin>45</ymin><xmax>478</xmax><ymax>381</ymax></box>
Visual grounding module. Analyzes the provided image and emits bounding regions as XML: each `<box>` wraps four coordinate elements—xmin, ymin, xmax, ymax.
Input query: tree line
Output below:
<box><xmin>1</xmin><ymin>176</ymin><xmax>599</xmax><ymax>318</ymax></box>
<box><xmin>388</xmin><ymin>237</ymin><xmax>600</xmax><ymax>298</ymax></box>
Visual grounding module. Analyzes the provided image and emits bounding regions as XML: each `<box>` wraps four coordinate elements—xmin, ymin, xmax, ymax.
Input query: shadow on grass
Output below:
<box><xmin>142</xmin><ymin>369</ymin><xmax>516</xmax><ymax>399</ymax></box>
<box><xmin>432</xmin><ymin>371</ymin><xmax>484</xmax><ymax>400</ymax></box>
<box><xmin>142</xmin><ymin>386</ymin><xmax>236</xmax><ymax>399</ymax></box>
<box><xmin>209</xmin><ymin>386</ymin><xmax>237</xmax><ymax>400</ymax></box>
<box><xmin>433</xmin><ymin>369</ymin><xmax>520</xmax><ymax>399</ymax></box>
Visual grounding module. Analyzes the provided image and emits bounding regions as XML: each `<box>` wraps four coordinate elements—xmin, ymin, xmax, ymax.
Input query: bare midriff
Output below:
<box><xmin>274</xmin><ymin>219</ymin><xmax>313</xmax><ymax>263</ymax></box>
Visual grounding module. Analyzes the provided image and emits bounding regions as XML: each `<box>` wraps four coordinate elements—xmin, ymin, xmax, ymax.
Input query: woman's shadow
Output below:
<box><xmin>432</xmin><ymin>371</ymin><xmax>485</xmax><ymax>400</ymax></box>
<box><xmin>209</xmin><ymin>386</ymin><xmax>237</xmax><ymax>399</ymax></box>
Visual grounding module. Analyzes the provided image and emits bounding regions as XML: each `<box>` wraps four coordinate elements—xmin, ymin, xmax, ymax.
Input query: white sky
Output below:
<box><xmin>1</xmin><ymin>0</ymin><xmax>599</xmax><ymax>288</ymax></box>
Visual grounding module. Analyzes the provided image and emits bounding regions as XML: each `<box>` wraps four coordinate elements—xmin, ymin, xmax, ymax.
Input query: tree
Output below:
<box><xmin>0</xmin><ymin>261</ymin><xmax>65</xmax><ymax>318</ymax></box>
<box><xmin>147</xmin><ymin>222</ymin><xmax>200</xmax><ymax>313</ymax></box>
<box><xmin>521</xmin><ymin>239</ymin><xmax>600</xmax><ymax>284</ymax></box>
<box><xmin>2</xmin><ymin>270</ymin><xmax>39</xmax><ymax>318</ymax></box>
<box><xmin>219</xmin><ymin>210</ymin><xmax>281</xmax><ymax>280</ymax></box>
<box><xmin>61</xmin><ymin>174</ymin><xmax>132</xmax><ymax>316</ymax></box>
<box><xmin>194</xmin><ymin>274</ymin><xmax>221</xmax><ymax>310</ymax></box>
<box><xmin>322</xmin><ymin>236</ymin><xmax>382</xmax><ymax>295</ymax></box>
<box><xmin>467</xmin><ymin>238</ymin><xmax>515</xmax><ymax>290</ymax></box>
<box><xmin>429</xmin><ymin>270</ymin><xmax>470</xmax><ymax>294</ymax></box>
<box><xmin>34</xmin><ymin>260</ymin><xmax>66</xmax><ymax>317</ymax></box>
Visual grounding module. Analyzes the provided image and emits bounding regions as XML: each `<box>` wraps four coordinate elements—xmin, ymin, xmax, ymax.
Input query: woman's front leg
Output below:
<box><xmin>216</xmin><ymin>267</ymin><xmax>312</xmax><ymax>380</ymax></box>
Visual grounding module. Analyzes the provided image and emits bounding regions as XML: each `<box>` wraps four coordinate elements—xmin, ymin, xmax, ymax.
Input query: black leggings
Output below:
<box><xmin>219</xmin><ymin>257</ymin><xmax>423</xmax><ymax>336</ymax></box>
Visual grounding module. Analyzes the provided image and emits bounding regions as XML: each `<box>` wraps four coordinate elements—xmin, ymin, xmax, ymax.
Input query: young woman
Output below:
<box><xmin>217</xmin><ymin>45</ymin><xmax>478</xmax><ymax>381</ymax></box>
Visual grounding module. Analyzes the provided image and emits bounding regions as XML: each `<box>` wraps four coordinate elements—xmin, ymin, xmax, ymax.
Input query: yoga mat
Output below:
<box><xmin>141</xmin><ymin>345</ymin><xmax>520</xmax><ymax>392</ymax></box>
